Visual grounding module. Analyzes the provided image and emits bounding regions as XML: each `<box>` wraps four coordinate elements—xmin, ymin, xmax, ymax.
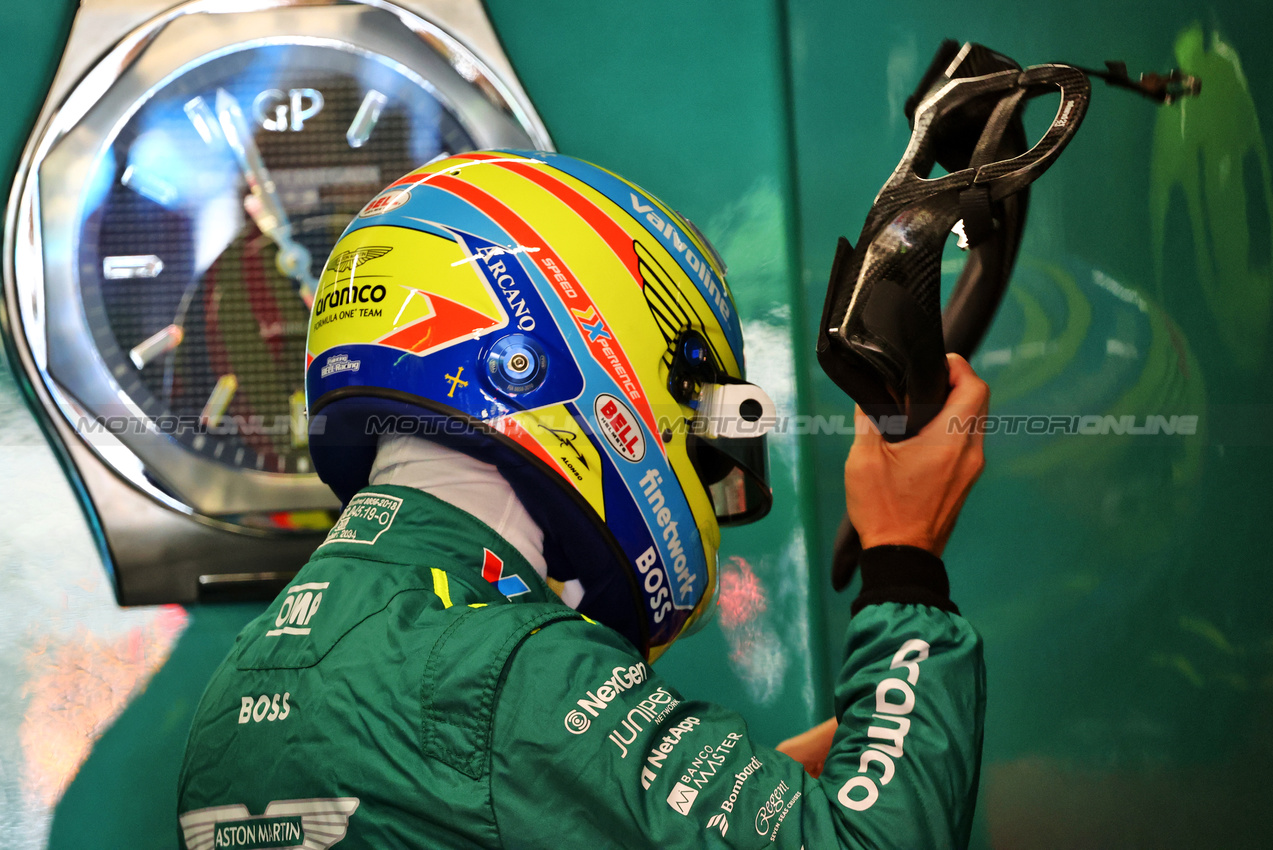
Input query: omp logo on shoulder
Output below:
<box><xmin>594</xmin><ymin>393</ymin><xmax>645</xmax><ymax>462</ymax></box>
<box><xmin>320</xmin><ymin>353</ymin><xmax>360</xmax><ymax>378</ymax></box>
<box><xmin>266</xmin><ymin>582</ymin><xmax>328</xmax><ymax>637</ymax></box>
<box><xmin>180</xmin><ymin>797</ymin><xmax>359</xmax><ymax>850</ymax></box>
<box><xmin>562</xmin><ymin>662</ymin><xmax>648</xmax><ymax>734</ymax></box>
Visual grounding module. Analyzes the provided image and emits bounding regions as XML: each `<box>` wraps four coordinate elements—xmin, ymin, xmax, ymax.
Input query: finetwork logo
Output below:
<box><xmin>666</xmin><ymin>782</ymin><xmax>699</xmax><ymax>816</ymax></box>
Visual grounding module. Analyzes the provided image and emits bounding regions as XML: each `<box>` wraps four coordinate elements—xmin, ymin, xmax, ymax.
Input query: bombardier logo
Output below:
<box><xmin>595</xmin><ymin>394</ymin><xmax>645</xmax><ymax>462</ymax></box>
<box><xmin>706</xmin><ymin>813</ymin><xmax>729</xmax><ymax>837</ymax></box>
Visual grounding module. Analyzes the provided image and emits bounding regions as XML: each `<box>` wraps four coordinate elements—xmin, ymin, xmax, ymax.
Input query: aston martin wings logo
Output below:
<box><xmin>179</xmin><ymin>797</ymin><xmax>360</xmax><ymax>850</ymax></box>
<box><xmin>325</xmin><ymin>246</ymin><xmax>392</xmax><ymax>273</ymax></box>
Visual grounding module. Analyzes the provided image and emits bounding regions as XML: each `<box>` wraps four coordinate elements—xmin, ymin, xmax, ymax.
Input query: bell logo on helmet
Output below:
<box><xmin>358</xmin><ymin>187</ymin><xmax>410</xmax><ymax>217</ymax></box>
<box><xmin>595</xmin><ymin>394</ymin><xmax>645</xmax><ymax>462</ymax></box>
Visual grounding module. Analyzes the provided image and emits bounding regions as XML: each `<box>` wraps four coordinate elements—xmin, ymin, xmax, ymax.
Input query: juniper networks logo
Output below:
<box><xmin>321</xmin><ymin>353</ymin><xmax>361</xmax><ymax>378</ymax></box>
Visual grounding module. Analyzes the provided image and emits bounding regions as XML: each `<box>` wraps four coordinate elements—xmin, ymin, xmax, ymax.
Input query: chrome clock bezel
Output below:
<box><xmin>5</xmin><ymin>0</ymin><xmax>553</xmax><ymax>523</ymax></box>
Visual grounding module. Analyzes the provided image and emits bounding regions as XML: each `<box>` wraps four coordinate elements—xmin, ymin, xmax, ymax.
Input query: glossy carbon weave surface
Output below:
<box><xmin>304</xmin><ymin>150</ymin><xmax>771</xmax><ymax>660</ymax></box>
<box><xmin>818</xmin><ymin>42</ymin><xmax>1091</xmax><ymax>437</ymax></box>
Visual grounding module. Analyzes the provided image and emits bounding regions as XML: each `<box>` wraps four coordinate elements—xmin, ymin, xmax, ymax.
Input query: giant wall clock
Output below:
<box><xmin>3</xmin><ymin>0</ymin><xmax>552</xmax><ymax>604</ymax></box>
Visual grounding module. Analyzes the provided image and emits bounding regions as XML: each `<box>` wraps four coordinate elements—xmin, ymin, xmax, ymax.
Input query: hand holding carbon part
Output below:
<box><xmin>821</xmin><ymin>41</ymin><xmax>1200</xmax><ymax>591</ymax></box>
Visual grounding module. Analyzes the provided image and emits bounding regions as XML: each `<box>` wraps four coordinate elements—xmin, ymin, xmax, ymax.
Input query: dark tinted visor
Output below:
<box><xmin>686</xmin><ymin>433</ymin><xmax>772</xmax><ymax>526</ymax></box>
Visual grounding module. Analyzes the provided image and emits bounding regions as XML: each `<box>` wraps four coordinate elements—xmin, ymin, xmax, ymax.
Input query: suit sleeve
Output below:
<box><xmin>489</xmin><ymin>566</ymin><xmax>984</xmax><ymax>849</ymax></box>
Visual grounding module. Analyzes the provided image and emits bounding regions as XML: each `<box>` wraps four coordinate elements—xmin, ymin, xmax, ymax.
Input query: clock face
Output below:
<box><xmin>76</xmin><ymin>42</ymin><xmax>477</xmax><ymax>474</ymax></box>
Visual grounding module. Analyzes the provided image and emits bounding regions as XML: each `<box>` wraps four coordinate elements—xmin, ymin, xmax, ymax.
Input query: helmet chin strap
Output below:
<box><xmin>369</xmin><ymin>435</ymin><xmax>557</xmax><ymax>584</ymax></box>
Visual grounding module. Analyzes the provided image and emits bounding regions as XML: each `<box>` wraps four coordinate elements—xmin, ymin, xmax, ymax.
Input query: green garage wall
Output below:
<box><xmin>0</xmin><ymin>1</ymin><xmax>1269</xmax><ymax>847</ymax></box>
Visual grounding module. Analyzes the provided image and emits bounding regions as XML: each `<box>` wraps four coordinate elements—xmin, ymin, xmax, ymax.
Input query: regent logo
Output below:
<box><xmin>666</xmin><ymin>782</ymin><xmax>699</xmax><ymax>816</ymax></box>
<box><xmin>265</xmin><ymin>582</ymin><xmax>327</xmax><ymax>637</ymax></box>
<box><xmin>837</xmin><ymin>639</ymin><xmax>931</xmax><ymax>813</ymax></box>
<box><xmin>358</xmin><ymin>187</ymin><xmax>411</xmax><ymax>217</ymax></box>
<box><xmin>639</xmin><ymin>716</ymin><xmax>701</xmax><ymax>790</ymax></box>
<box><xmin>238</xmin><ymin>692</ymin><xmax>291</xmax><ymax>724</ymax></box>
<box><xmin>179</xmin><ymin>797</ymin><xmax>359</xmax><ymax>850</ymax></box>
<box><xmin>594</xmin><ymin>394</ymin><xmax>645</xmax><ymax>462</ymax></box>
<box><xmin>754</xmin><ymin>780</ymin><xmax>800</xmax><ymax>839</ymax></box>
<box><xmin>606</xmin><ymin>687</ymin><xmax>680</xmax><ymax>756</ymax></box>
<box><xmin>562</xmin><ymin>662</ymin><xmax>649</xmax><ymax>734</ymax></box>
<box><xmin>320</xmin><ymin>353</ymin><xmax>360</xmax><ymax>378</ymax></box>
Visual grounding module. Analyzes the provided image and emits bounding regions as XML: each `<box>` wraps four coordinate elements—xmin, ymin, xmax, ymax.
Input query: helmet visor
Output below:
<box><xmin>687</xmin><ymin>433</ymin><xmax>772</xmax><ymax>526</ymax></box>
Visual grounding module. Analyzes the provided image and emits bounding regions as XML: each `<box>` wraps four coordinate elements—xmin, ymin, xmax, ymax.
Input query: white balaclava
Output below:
<box><xmin>367</xmin><ymin>435</ymin><xmax>584</xmax><ymax>608</ymax></box>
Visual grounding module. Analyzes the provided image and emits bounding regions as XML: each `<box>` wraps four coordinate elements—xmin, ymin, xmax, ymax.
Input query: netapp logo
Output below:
<box><xmin>640</xmin><ymin>717</ymin><xmax>701</xmax><ymax>790</ymax></box>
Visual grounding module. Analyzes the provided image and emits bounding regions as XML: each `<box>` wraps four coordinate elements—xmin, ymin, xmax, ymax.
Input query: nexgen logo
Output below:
<box><xmin>266</xmin><ymin>582</ymin><xmax>327</xmax><ymax>637</ymax></box>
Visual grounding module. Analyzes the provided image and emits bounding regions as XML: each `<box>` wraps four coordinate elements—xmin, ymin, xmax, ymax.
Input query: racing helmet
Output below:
<box><xmin>305</xmin><ymin>151</ymin><xmax>774</xmax><ymax>660</ymax></box>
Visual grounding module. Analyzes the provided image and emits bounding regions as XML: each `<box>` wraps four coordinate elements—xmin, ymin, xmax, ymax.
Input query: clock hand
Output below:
<box><xmin>214</xmin><ymin>88</ymin><xmax>317</xmax><ymax>307</ymax></box>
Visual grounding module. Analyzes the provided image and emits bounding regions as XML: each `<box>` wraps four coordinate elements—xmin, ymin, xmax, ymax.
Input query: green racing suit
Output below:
<box><xmin>178</xmin><ymin>485</ymin><xmax>985</xmax><ymax>849</ymax></box>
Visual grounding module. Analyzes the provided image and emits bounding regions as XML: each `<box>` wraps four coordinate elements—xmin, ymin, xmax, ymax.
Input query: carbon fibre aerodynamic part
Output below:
<box><xmin>822</xmin><ymin>40</ymin><xmax>1200</xmax><ymax>591</ymax></box>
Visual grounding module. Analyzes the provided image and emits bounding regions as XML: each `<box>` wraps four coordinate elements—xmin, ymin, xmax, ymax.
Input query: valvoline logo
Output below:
<box><xmin>595</xmin><ymin>393</ymin><xmax>645</xmax><ymax>462</ymax></box>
